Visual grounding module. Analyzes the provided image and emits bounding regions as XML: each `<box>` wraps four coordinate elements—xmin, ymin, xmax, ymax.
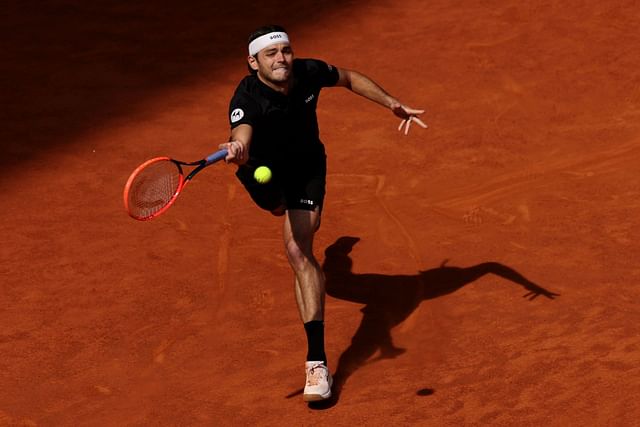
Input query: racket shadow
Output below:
<box><xmin>319</xmin><ymin>236</ymin><xmax>559</xmax><ymax>407</ymax></box>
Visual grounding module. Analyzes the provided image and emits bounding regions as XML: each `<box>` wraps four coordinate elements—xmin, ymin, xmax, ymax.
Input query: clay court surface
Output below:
<box><xmin>2</xmin><ymin>1</ymin><xmax>640</xmax><ymax>425</ymax></box>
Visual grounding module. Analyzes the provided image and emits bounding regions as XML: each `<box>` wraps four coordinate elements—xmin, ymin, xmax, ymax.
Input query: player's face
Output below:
<box><xmin>250</xmin><ymin>43</ymin><xmax>293</xmax><ymax>86</ymax></box>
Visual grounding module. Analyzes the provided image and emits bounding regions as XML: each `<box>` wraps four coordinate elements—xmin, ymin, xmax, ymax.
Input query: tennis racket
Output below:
<box><xmin>123</xmin><ymin>149</ymin><xmax>228</xmax><ymax>221</ymax></box>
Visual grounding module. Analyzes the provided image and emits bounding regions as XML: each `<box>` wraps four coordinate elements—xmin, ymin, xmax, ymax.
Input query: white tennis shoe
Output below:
<box><xmin>303</xmin><ymin>361</ymin><xmax>333</xmax><ymax>402</ymax></box>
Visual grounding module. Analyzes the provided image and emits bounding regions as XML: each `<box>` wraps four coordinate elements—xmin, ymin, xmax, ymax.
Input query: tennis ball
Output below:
<box><xmin>254</xmin><ymin>166</ymin><xmax>272</xmax><ymax>184</ymax></box>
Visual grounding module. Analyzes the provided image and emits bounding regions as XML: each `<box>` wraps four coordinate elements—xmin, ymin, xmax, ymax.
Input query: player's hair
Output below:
<box><xmin>247</xmin><ymin>24</ymin><xmax>288</xmax><ymax>74</ymax></box>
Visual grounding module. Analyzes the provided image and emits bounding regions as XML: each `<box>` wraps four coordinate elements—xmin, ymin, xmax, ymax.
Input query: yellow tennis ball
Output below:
<box><xmin>254</xmin><ymin>166</ymin><xmax>272</xmax><ymax>184</ymax></box>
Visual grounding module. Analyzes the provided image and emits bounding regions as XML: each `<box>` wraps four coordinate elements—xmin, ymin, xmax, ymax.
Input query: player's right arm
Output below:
<box><xmin>219</xmin><ymin>123</ymin><xmax>252</xmax><ymax>164</ymax></box>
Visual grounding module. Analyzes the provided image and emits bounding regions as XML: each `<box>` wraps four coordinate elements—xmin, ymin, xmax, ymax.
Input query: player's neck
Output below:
<box><xmin>257</xmin><ymin>73</ymin><xmax>290</xmax><ymax>95</ymax></box>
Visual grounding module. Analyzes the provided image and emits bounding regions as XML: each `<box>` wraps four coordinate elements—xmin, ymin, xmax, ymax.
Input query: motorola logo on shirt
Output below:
<box><xmin>231</xmin><ymin>108</ymin><xmax>244</xmax><ymax>123</ymax></box>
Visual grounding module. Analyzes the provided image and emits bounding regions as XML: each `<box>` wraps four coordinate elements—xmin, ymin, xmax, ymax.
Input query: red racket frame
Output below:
<box><xmin>123</xmin><ymin>149</ymin><xmax>227</xmax><ymax>221</ymax></box>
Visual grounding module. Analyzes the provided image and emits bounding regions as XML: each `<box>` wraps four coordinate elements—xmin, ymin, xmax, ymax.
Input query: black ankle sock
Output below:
<box><xmin>304</xmin><ymin>320</ymin><xmax>327</xmax><ymax>364</ymax></box>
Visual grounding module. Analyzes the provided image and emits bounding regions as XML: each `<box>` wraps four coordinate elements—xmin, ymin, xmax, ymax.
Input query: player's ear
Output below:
<box><xmin>247</xmin><ymin>55</ymin><xmax>259</xmax><ymax>71</ymax></box>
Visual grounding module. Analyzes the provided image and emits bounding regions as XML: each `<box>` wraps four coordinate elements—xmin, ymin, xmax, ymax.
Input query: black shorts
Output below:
<box><xmin>235</xmin><ymin>154</ymin><xmax>326</xmax><ymax>213</ymax></box>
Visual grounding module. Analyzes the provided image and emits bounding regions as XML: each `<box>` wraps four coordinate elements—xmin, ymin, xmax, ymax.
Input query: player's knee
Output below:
<box><xmin>285</xmin><ymin>238</ymin><xmax>313</xmax><ymax>270</ymax></box>
<box><xmin>285</xmin><ymin>238</ymin><xmax>304</xmax><ymax>262</ymax></box>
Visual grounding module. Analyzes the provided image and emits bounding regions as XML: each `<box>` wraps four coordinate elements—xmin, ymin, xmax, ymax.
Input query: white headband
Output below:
<box><xmin>248</xmin><ymin>32</ymin><xmax>290</xmax><ymax>56</ymax></box>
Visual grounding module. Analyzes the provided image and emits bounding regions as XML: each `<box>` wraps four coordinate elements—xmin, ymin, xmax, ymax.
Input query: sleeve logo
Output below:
<box><xmin>230</xmin><ymin>108</ymin><xmax>244</xmax><ymax>123</ymax></box>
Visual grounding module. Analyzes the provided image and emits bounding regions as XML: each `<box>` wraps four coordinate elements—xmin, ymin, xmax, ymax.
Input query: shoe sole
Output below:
<box><xmin>303</xmin><ymin>391</ymin><xmax>332</xmax><ymax>402</ymax></box>
<box><xmin>303</xmin><ymin>376</ymin><xmax>333</xmax><ymax>402</ymax></box>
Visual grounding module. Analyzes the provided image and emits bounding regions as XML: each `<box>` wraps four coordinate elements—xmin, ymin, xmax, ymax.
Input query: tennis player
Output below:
<box><xmin>219</xmin><ymin>24</ymin><xmax>427</xmax><ymax>402</ymax></box>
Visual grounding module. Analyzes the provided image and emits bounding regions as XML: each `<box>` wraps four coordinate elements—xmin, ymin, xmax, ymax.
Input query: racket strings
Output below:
<box><xmin>127</xmin><ymin>160</ymin><xmax>182</xmax><ymax>219</ymax></box>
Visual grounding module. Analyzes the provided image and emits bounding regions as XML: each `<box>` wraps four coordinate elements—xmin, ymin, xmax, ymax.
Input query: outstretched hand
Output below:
<box><xmin>391</xmin><ymin>101</ymin><xmax>428</xmax><ymax>135</ymax></box>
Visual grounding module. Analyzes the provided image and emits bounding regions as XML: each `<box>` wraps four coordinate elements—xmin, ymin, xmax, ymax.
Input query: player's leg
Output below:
<box><xmin>281</xmin><ymin>155</ymin><xmax>327</xmax><ymax>323</ymax></box>
<box><xmin>284</xmin><ymin>208</ymin><xmax>325</xmax><ymax>323</ymax></box>
<box><xmin>283</xmin><ymin>208</ymin><xmax>332</xmax><ymax>401</ymax></box>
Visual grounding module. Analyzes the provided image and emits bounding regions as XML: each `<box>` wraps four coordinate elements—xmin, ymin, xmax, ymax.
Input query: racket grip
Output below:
<box><xmin>205</xmin><ymin>149</ymin><xmax>228</xmax><ymax>165</ymax></box>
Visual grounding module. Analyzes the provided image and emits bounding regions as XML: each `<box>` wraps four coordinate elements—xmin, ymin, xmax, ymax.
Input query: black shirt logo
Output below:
<box><xmin>231</xmin><ymin>108</ymin><xmax>244</xmax><ymax>123</ymax></box>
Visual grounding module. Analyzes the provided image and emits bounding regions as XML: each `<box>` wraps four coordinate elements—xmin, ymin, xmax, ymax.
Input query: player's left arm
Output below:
<box><xmin>334</xmin><ymin>67</ymin><xmax>427</xmax><ymax>134</ymax></box>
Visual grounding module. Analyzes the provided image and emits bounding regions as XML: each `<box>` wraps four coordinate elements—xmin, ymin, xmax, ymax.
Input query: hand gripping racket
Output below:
<box><xmin>123</xmin><ymin>149</ymin><xmax>228</xmax><ymax>221</ymax></box>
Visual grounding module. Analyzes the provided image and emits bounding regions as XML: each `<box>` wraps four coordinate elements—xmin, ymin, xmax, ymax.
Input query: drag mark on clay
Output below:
<box><xmin>216</xmin><ymin>183</ymin><xmax>236</xmax><ymax>292</ymax></box>
<box><xmin>431</xmin><ymin>138</ymin><xmax>640</xmax><ymax>221</ymax></box>
<box><xmin>0</xmin><ymin>410</ymin><xmax>37</xmax><ymax>426</ymax></box>
<box><xmin>94</xmin><ymin>385</ymin><xmax>112</xmax><ymax>395</ymax></box>
<box><xmin>251</xmin><ymin>289</ymin><xmax>275</xmax><ymax>313</ymax></box>
<box><xmin>375</xmin><ymin>174</ymin><xmax>423</xmax><ymax>268</ymax></box>
<box><xmin>430</xmin><ymin>140</ymin><xmax>640</xmax><ymax>225</ymax></box>
<box><xmin>462</xmin><ymin>206</ymin><xmax>520</xmax><ymax>226</ymax></box>
<box><xmin>154</xmin><ymin>338</ymin><xmax>175</xmax><ymax>364</ymax></box>
<box><xmin>328</xmin><ymin>172</ymin><xmax>424</xmax><ymax>267</ymax></box>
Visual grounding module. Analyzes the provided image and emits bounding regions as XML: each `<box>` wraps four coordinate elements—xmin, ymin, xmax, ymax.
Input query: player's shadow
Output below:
<box><xmin>304</xmin><ymin>236</ymin><xmax>558</xmax><ymax>409</ymax></box>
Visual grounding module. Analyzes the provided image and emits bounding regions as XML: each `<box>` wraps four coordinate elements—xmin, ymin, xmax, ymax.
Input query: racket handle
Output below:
<box><xmin>205</xmin><ymin>149</ymin><xmax>228</xmax><ymax>165</ymax></box>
